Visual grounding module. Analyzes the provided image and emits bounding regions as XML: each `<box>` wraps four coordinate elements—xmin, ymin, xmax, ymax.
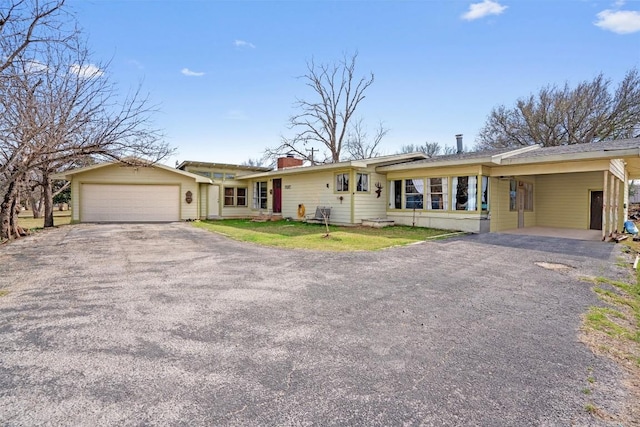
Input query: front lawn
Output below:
<box><xmin>17</xmin><ymin>209</ymin><xmax>72</xmax><ymax>230</ymax></box>
<box><xmin>193</xmin><ymin>219</ymin><xmax>457</xmax><ymax>251</ymax></box>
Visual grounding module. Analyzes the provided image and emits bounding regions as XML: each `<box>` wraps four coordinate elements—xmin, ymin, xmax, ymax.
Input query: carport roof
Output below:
<box><xmin>52</xmin><ymin>160</ymin><xmax>213</xmax><ymax>183</ymax></box>
<box><xmin>377</xmin><ymin>138</ymin><xmax>640</xmax><ymax>173</ymax></box>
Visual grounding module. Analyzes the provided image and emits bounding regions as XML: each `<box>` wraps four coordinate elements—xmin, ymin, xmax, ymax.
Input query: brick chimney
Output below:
<box><xmin>277</xmin><ymin>154</ymin><xmax>304</xmax><ymax>170</ymax></box>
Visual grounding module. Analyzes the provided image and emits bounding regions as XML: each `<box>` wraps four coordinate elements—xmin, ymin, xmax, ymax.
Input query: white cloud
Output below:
<box><xmin>69</xmin><ymin>63</ymin><xmax>104</xmax><ymax>78</ymax></box>
<box><xmin>595</xmin><ymin>9</ymin><xmax>640</xmax><ymax>34</ymax></box>
<box><xmin>225</xmin><ymin>110</ymin><xmax>248</xmax><ymax>120</ymax></box>
<box><xmin>233</xmin><ymin>39</ymin><xmax>256</xmax><ymax>49</ymax></box>
<box><xmin>461</xmin><ymin>0</ymin><xmax>508</xmax><ymax>21</ymax></box>
<box><xmin>128</xmin><ymin>59</ymin><xmax>144</xmax><ymax>70</ymax></box>
<box><xmin>181</xmin><ymin>68</ymin><xmax>205</xmax><ymax>77</ymax></box>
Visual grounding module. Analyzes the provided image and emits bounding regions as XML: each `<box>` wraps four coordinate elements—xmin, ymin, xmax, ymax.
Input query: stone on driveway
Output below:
<box><xmin>0</xmin><ymin>224</ymin><xmax>629</xmax><ymax>425</ymax></box>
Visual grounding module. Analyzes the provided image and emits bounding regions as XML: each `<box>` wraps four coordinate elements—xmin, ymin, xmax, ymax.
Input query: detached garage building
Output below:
<box><xmin>55</xmin><ymin>161</ymin><xmax>212</xmax><ymax>222</ymax></box>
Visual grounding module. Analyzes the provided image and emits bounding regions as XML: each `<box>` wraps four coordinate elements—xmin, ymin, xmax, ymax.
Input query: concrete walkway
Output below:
<box><xmin>501</xmin><ymin>226</ymin><xmax>603</xmax><ymax>241</ymax></box>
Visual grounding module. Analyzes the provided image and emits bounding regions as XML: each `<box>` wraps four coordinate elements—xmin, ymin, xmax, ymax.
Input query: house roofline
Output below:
<box><xmin>177</xmin><ymin>160</ymin><xmax>272</xmax><ymax>172</ymax></box>
<box><xmin>377</xmin><ymin>155</ymin><xmax>499</xmax><ymax>172</ymax></box>
<box><xmin>52</xmin><ymin>161</ymin><xmax>213</xmax><ymax>183</ymax></box>
<box><xmin>240</xmin><ymin>153</ymin><xmax>428</xmax><ymax>180</ymax></box>
<box><xmin>499</xmin><ymin>147</ymin><xmax>640</xmax><ymax>165</ymax></box>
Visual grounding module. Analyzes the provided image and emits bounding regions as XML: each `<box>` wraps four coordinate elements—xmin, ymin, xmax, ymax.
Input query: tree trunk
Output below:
<box><xmin>1</xmin><ymin>180</ymin><xmax>18</xmax><ymax>240</ymax></box>
<box><xmin>43</xmin><ymin>173</ymin><xmax>54</xmax><ymax>228</ymax></box>
<box><xmin>10</xmin><ymin>191</ymin><xmax>23</xmax><ymax>238</ymax></box>
<box><xmin>30</xmin><ymin>192</ymin><xmax>43</xmax><ymax>218</ymax></box>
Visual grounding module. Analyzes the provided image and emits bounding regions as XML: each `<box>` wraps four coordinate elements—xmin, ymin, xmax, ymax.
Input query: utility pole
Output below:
<box><xmin>306</xmin><ymin>147</ymin><xmax>317</xmax><ymax>165</ymax></box>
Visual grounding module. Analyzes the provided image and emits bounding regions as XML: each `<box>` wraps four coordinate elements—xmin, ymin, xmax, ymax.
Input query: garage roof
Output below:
<box><xmin>52</xmin><ymin>160</ymin><xmax>213</xmax><ymax>184</ymax></box>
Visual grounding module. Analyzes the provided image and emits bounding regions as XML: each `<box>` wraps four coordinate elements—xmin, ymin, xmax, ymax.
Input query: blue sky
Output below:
<box><xmin>69</xmin><ymin>0</ymin><xmax>640</xmax><ymax>166</ymax></box>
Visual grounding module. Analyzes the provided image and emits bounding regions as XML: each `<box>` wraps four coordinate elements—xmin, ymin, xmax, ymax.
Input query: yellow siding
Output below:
<box><xmin>489</xmin><ymin>176</ymin><xmax>536</xmax><ymax>232</ymax></box>
<box><xmin>70</xmin><ymin>164</ymin><xmax>199</xmax><ymax>221</ymax></box>
<box><xmin>279</xmin><ymin>171</ymin><xmax>352</xmax><ymax>224</ymax></box>
<box><xmin>199</xmin><ymin>184</ymin><xmax>207</xmax><ymax>218</ymax></box>
<box><xmin>490</xmin><ymin>159</ymin><xmax>610</xmax><ymax>177</ymax></box>
<box><xmin>353</xmin><ymin>171</ymin><xmax>387</xmax><ymax>221</ymax></box>
<box><xmin>489</xmin><ymin>177</ymin><xmax>512</xmax><ymax>232</ymax></box>
<box><xmin>386</xmin><ymin>165</ymin><xmax>482</xmax><ymax>181</ymax></box>
<box><xmin>535</xmin><ymin>172</ymin><xmax>602</xmax><ymax>229</ymax></box>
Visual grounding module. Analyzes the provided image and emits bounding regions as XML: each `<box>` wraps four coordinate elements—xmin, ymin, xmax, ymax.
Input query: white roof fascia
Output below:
<box><xmin>377</xmin><ymin>156</ymin><xmax>495</xmax><ymax>172</ymax></box>
<box><xmin>238</xmin><ymin>153</ymin><xmax>428</xmax><ymax>180</ymax></box>
<box><xmin>240</xmin><ymin>162</ymin><xmax>355</xmax><ymax>180</ymax></box>
<box><xmin>52</xmin><ymin>161</ymin><xmax>213</xmax><ymax>184</ymax></box>
<box><xmin>499</xmin><ymin>148</ymin><xmax>640</xmax><ymax>166</ymax></box>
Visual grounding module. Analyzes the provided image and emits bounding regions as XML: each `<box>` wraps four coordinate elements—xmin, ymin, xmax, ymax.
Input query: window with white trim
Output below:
<box><xmin>426</xmin><ymin>177</ymin><xmax>448</xmax><ymax>210</ymax></box>
<box><xmin>452</xmin><ymin>176</ymin><xmax>477</xmax><ymax>211</ymax></box>
<box><xmin>405</xmin><ymin>179</ymin><xmax>424</xmax><ymax>209</ymax></box>
<box><xmin>356</xmin><ymin>173</ymin><xmax>369</xmax><ymax>192</ymax></box>
<box><xmin>253</xmin><ymin>182</ymin><xmax>268</xmax><ymax>209</ymax></box>
<box><xmin>336</xmin><ymin>173</ymin><xmax>349</xmax><ymax>192</ymax></box>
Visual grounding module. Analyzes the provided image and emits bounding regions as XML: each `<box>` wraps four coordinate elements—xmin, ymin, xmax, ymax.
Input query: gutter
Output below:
<box><xmin>499</xmin><ymin>148</ymin><xmax>640</xmax><ymax>165</ymax></box>
<box><xmin>377</xmin><ymin>156</ymin><xmax>496</xmax><ymax>172</ymax></box>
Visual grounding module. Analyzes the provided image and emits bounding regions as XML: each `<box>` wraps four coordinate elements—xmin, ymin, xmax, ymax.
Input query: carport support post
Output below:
<box><xmin>614</xmin><ymin>177</ymin><xmax>620</xmax><ymax>233</ymax></box>
<box><xmin>602</xmin><ymin>171</ymin><xmax>608</xmax><ymax>241</ymax></box>
<box><xmin>609</xmin><ymin>173</ymin><xmax>616</xmax><ymax>238</ymax></box>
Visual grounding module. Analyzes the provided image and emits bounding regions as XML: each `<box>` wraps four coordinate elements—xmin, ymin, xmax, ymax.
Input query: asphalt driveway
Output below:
<box><xmin>0</xmin><ymin>223</ymin><xmax>630</xmax><ymax>426</ymax></box>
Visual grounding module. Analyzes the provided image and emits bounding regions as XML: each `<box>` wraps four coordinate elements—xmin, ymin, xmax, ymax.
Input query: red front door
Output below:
<box><xmin>273</xmin><ymin>179</ymin><xmax>282</xmax><ymax>214</ymax></box>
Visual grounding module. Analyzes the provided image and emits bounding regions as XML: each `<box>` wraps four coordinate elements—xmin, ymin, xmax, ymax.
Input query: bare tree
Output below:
<box><xmin>344</xmin><ymin>119</ymin><xmax>387</xmax><ymax>160</ymax></box>
<box><xmin>241</xmin><ymin>157</ymin><xmax>267</xmax><ymax>168</ymax></box>
<box><xmin>0</xmin><ymin>0</ymin><xmax>69</xmax><ymax>73</ymax></box>
<box><xmin>266</xmin><ymin>52</ymin><xmax>383</xmax><ymax>163</ymax></box>
<box><xmin>0</xmin><ymin>35</ymin><xmax>172</xmax><ymax>240</ymax></box>
<box><xmin>476</xmin><ymin>69</ymin><xmax>640</xmax><ymax>150</ymax></box>
<box><xmin>398</xmin><ymin>141</ymin><xmax>459</xmax><ymax>157</ymax></box>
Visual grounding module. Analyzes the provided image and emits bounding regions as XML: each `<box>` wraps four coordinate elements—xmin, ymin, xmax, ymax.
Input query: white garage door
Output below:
<box><xmin>81</xmin><ymin>184</ymin><xmax>180</xmax><ymax>222</ymax></box>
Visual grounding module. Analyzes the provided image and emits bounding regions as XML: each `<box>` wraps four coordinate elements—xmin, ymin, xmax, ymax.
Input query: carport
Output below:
<box><xmin>488</xmin><ymin>140</ymin><xmax>640</xmax><ymax>241</ymax></box>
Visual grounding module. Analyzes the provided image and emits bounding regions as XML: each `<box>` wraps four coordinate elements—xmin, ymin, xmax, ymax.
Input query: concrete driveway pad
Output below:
<box><xmin>0</xmin><ymin>223</ymin><xmax>630</xmax><ymax>425</ymax></box>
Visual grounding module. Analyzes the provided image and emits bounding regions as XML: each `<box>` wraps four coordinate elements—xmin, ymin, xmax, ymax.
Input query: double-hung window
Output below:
<box><xmin>405</xmin><ymin>179</ymin><xmax>424</xmax><ymax>209</ymax></box>
<box><xmin>224</xmin><ymin>187</ymin><xmax>247</xmax><ymax>207</ymax></box>
<box><xmin>336</xmin><ymin>173</ymin><xmax>349</xmax><ymax>192</ymax></box>
<box><xmin>252</xmin><ymin>182</ymin><xmax>268</xmax><ymax>209</ymax></box>
<box><xmin>356</xmin><ymin>173</ymin><xmax>369</xmax><ymax>192</ymax></box>
<box><xmin>426</xmin><ymin>177</ymin><xmax>448</xmax><ymax>210</ymax></box>
<box><xmin>452</xmin><ymin>176</ymin><xmax>477</xmax><ymax>211</ymax></box>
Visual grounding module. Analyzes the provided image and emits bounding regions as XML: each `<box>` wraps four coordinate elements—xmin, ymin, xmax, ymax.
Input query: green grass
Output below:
<box><xmin>193</xmin><ymin>219</ymin><xmax>457</xmax><ymax>251</ymax></box>
<box><xmin>586</xmin><ymin>277</ymin><xmax>640</xmax><ymax>344</ymax></box>
<box><xmin>0</xmin><ymin>290</ymin><xmax>9</xmax><ymax>297</ymax></box>
<box><xmin>17</xmin><ymin>209</ymin><xmax>72</xmax><ymax>230</ymax></box>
